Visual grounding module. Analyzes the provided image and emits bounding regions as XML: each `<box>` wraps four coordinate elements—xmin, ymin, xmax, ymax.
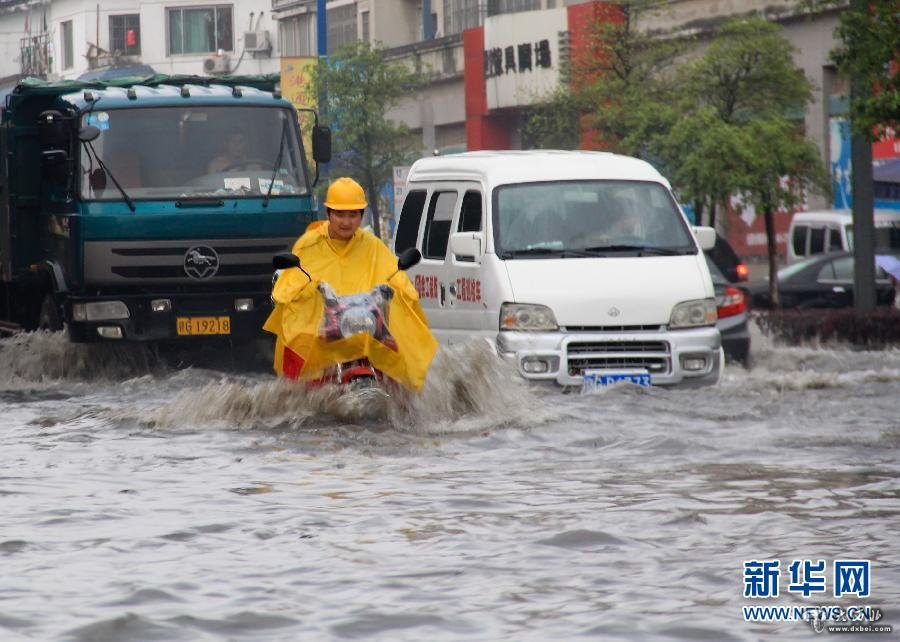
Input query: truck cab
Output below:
<box><xmin>0</xmin><ymin>76</ymin><xmax>330</xmax><ymax>342</ymax></box>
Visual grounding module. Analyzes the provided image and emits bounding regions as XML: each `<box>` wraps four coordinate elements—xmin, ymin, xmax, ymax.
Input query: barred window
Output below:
<box><xmin>279</xmin><ymin>13</ymin><xmax>315</xmax><ymax>56</ymax></box>
<box><xmin>443</xmin><ymin>0</ymin><xmax>480</xmax><ymax>36</ymax></box>
<box><xmin>110</xmin><ymin>14</ymin><xmax>141</xmax><ymax>56</ymax></box>
<box><xmin>327</xmin><ymin>4</ymin><xmax>357</xmax><ymax>54</ymax></box>
<box><xmin>487</xmin><ymin>0</ymin><xmax>541</xmax><ymax>16</ymax></box>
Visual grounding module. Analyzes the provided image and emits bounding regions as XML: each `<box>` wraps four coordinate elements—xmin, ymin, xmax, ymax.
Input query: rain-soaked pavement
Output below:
<box><xmin>0</xmin><ymin>325</ymin><xmax>898</xmax><ymax>641</ymax></box>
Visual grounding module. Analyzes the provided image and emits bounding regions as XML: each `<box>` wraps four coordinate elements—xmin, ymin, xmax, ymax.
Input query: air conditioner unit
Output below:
<box><xmin>243</xmin><ymin>30</ymin><xmax>271</xmax><ymax>53</ymax></box>
<box><xmin>203</xmin><ymin>55</ymin><xmax>230</xmax><ymax>75</ymax></box>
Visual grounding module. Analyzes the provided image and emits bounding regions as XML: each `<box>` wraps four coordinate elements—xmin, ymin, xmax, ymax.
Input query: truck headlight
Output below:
<box><xmin>72</xmin><ymin>300</ymin><xmax>130</xmax><ymax>321</ymax></box>
<box><xmin>500</xmin><ymin>303</ymin><xmax>558</xmax><ymax>331</ymax></box>
<box><xmin>669</xmin><ymin>299</ymin><xmax>717</xmax><ymax>328</ymax></box>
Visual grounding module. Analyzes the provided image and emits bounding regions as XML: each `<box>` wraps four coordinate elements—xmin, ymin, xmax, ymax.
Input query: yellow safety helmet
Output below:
<box><xmin>324</xmin><ymin>177</ymin><xmax>367</xmax><ymax>210</ymax></box>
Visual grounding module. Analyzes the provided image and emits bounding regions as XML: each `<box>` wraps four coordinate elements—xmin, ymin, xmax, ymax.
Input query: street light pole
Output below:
<box><xmin>850</xmin><ymin>0</ymin><xmax>875</xmax><ymax>311</ymax></box>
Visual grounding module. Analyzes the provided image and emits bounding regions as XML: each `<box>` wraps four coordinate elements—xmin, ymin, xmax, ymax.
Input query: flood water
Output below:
<box><xmin>1</xmin><ymin>326</ymin><xmax>898</xmax><ymax>641</ymax></box>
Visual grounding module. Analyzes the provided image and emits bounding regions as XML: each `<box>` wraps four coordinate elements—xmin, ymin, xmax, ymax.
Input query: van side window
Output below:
<box><xmin>458</xmin><ymin>190</ymin><xmax>482</xmax><ymax>232</ymax></box>
<box><xmin>792</xmin><ymin>225</ymin><xmax>807</xmax><ymax>256</ymax></box>
<box><xmin>423</xmin><ymin>190</ymin><xmax>457</xmax><ymax>259</ymax></box>
<box><xmin>827</xmin><ymin>227</ymin><xmax>842</xmax><ymax>251</ymax></box>
<box><xmin>395</xmin><ymin>189</ymin><xmax>426</xmax><ymax>253</ymax></box>
<box><xmin>809</xmin><ymin>227</ymin><xmax>825</xmax><ymax>254</ymax></box>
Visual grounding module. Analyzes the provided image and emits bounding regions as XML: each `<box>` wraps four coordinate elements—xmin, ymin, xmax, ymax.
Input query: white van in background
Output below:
<box><xmin>395</xmin><ymin>150</ymin><xmax>723</xmax><ymax>389</ymax></box>
<box><xmin>787</xmin><ymin>209</ymin><xmax>900</xmax><ymax>263</ymax></box>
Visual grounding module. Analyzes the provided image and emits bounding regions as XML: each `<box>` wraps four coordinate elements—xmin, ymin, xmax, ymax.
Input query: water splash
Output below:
<box><xmin>147</xmin><ymin>340</ymin><xmax>552</xmax><ymax>434</ymax></box>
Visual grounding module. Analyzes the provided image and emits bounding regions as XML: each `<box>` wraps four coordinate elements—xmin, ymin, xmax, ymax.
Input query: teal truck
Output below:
<box><xmin>0</xmin><ymin>74</ymin><xmax>329</xmax><ymax>342</ymax></box>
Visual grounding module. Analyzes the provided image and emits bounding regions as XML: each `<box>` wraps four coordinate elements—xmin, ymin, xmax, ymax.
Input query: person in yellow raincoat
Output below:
<box><xmin>263</xmin><ymin>177</ymin><xmax>437</xmax><ymax>391</ymax></box>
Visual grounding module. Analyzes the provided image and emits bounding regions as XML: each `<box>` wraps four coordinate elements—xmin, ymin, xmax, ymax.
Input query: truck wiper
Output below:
<box><xmin>263</xmin><ymin>120</ymin><xmax>288</xmax><ymax>208</ymax></box>
<box><xmin>85</xmin><ymin>141</ymin><xmax>136</xmax><ymax>212</ymax></box>
<box><xmin>581</xmin><ymin>244</ymin><xmax>687</xmax><ymax>256</ymax></box>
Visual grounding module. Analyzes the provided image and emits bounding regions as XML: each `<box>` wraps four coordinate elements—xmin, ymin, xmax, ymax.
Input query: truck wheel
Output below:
<box><xmin>38</xmin><ymin>295</ymin><xmax>63</xmax><ymax>331</ymax></box>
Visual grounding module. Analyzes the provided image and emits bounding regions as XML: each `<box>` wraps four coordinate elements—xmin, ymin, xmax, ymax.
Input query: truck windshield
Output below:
<box><xmin>80</xmin><ymin>105</ymin><xmax>309</xmax><ymax>200</ymax></box>
<box><xmin>493</xmin><ymin>180</ymin><xmax>695</xmax><ymax>257</ymax></box>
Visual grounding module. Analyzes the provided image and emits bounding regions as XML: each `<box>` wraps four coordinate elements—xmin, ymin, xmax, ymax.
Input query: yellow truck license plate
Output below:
<box><xmin>176</xmin><ymin>316</ymin><xmax>231</xmax><ymax>336</ymax></box>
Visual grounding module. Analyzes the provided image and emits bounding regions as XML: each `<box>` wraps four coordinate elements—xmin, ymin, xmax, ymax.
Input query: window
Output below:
<box><xmin>487</xmin><ymin>0</ymin><xmax>541</xmax><ymax>16</ymax></box>
<box><xmin>423</xmin><ymin>191</ymin><xmax>458</xmax><ymax>259</ymax></box>
<box><xmin>279</xmin><ymin>13</ymin><xmax>315</xmax><ymax>56</ymax></box>
<box><xmin>361</xmin><ymin>10</ymin><xmax>370</xmax><ymax>42</ymax></box>
<box><xmin>326</xmin><ymin>4</ymin><xmax>357</xmax><ymax>54</ymax></box>
<box><xmin>168</xmin><ymin>6</ymin><xmax>233</xmax><ymax>55</ymax></box>
<box><xmin>395</xmin><ymin>190</ymin><xmax>426</xmax><ymax>253</ymax></box>
<box><xmin>61</xmin><ymin>20</ymin><xmax>73</xmax><ymax>70</ymax></box>
<box><xmin>110</xmin><ymin>14</ymin><xmax>141</xmax><ymax>55</ymax></box>
<box><xmin>809</xmin><ymin>227</ymin><xmax>826</xmax><ymax>255</ymax></box>
<box><xmin>792</xmin><ymin>225</ymin><xmax>807</xmax><ymax>256</ymax></box>
<box><xmin>827</xmin><ymin>227</ymin><xmax>842</xmax><ymax>251</ymax></box>
<box><xmin>443</xmin><ymin>0</ymin><xmax>480</xmax><ymax>36</ymax></box>
<box><xmin>458</xmin><ymin>191</ymin><xmax>482</xmax><ymax>232</ymax></box>
<box><xmin>831</xmin><ymin>256</ymin><xmax>853</xmax><ymax>281</ymax></box>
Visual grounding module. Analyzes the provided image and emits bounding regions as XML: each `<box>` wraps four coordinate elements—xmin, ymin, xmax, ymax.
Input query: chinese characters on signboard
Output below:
<box><xmin>484</xmin><ymin>39</ymin><xmax>551</xmax><ymax>78</ymax></box>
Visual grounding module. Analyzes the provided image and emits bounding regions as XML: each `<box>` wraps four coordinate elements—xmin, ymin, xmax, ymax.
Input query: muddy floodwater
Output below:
<box><xmin>1</xmin><ymin>327</ymin><xmax>898</xmax><ymax>641</ymax></box>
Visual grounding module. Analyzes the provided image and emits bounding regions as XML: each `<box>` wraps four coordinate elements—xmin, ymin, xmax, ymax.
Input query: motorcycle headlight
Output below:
<box><xmin>340</xmin><ymin>307</ymin><xmax>377</xmax><ymax>337</ymax></box>
<box><xmin>500</xmin><ymin>303</ymin><xmax>558</xmax><ymax>331</ymax></box>
<box><xmin>669</xmin><ymin>298</ymin><xmax>717</xmax><ymax>328</ymax></box>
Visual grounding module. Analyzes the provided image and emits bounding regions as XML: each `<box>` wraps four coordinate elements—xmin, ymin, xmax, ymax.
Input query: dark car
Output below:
<box><xmin>707</xmin><ymin>254</ymin><xmax>750</xmax><ymax>365</ymax></box>
<box><xmin>708</xmin><ymin>233</ymin><xmax>749</xmax><ymax>283</ymax></box>
<box><xmin>744</xmin><ymin>251</ymin><xmax>895</xmax><ymax>309</ymax></box>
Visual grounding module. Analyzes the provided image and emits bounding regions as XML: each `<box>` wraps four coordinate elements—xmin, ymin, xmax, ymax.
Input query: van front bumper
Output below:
<box><xmin>496</xmin><ymin>326</ymin><xmax>722</xmax><ymax>388</ymax></box>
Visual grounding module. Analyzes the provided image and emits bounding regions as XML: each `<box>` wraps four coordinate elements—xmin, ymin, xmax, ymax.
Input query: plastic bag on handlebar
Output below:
<box><xmin>317</xmin><ymin>282</ymin><xmax>398</xmax><ymax>351</ymax></box>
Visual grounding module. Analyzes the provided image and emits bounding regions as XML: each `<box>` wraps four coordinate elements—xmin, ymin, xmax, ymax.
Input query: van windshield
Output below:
<box><xmin>79</xmin><ymin>105</ymin><xmax>309</xmax><ymax>200</ymax></box>
<box><xmin>493</xmin><ymin>180</ymin><xmax>695</xmax><ymax>257</ymax></box>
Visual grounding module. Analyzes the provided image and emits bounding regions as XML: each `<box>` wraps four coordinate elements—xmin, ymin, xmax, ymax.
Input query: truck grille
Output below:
<box><xmin>566</xmin><ymin>340</ymin><xmax>671</xmax><ymax>376</ymax></box>
<box><xmin>84</xmin><ymin>238</ymin><xmax>294</xmax><ymax>285</ymax></box>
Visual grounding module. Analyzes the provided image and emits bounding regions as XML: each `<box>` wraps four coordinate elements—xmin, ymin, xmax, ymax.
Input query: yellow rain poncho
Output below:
<box><xmin>263</xmin><ymin>222</ymin><xmax>438</xmax><ymax>391</ymax></box>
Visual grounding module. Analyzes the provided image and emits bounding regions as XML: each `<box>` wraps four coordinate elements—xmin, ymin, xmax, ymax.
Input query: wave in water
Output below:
<box><xmin>147</xmin><ymin>341</ymin><xmax>555</xmax><ymax>434</ymax></box>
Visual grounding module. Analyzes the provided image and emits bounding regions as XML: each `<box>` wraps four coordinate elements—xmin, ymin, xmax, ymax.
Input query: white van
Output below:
<box><xmin>394</xmin><ymin>150</ymin><xmax>723</xmax><ymax>389</ymax></box>
<box><xmin>787</xmin><ymin>209</ymin><xmax>900</xmax><ymax>263</ymax></box>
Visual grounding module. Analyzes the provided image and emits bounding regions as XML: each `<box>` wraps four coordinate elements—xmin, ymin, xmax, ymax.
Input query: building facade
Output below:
<box><xmin>0</xmin><ymin>0</ymin><xmax>280</xmax><ymax>83</ymax></box>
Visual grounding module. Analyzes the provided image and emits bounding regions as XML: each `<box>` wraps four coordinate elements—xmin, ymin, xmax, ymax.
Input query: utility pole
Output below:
<box><xmin>850</xmin><ymin>0</ymin><xmax>875</xmax><ymax>311</ymax></box>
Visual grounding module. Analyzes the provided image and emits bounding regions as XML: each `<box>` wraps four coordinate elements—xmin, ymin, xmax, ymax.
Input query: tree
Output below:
<box><xmin>311</xmin><ymin>41</ymin><xmax>424</xmax><ymax>239</ymax></box>
<box><xmin>661</xmin><ymin>17</ymin><xmax>815</xmax><ymax>230</ymax></box>
<box><xmin>738</xmin><ymin>117</ymin><xmax>829</xmax><ymax>307</ymax></box>
<box><xmin>829</xmin><ymin>0</ymin><xmax>899</xmax><ymax>139</ymax></box>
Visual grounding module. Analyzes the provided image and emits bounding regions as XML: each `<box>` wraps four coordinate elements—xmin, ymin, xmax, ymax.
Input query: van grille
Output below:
<box><xmin>566</xmin><ymin>340</ymin><xmax>671</xmax><ymax>376</ymax></box>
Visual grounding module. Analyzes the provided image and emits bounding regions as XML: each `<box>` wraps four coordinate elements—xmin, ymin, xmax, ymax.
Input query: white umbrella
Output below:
<box><xmin>875</xmin><ymin>254</ymin><xmax>900</xmax><ymax>281</ymax></box>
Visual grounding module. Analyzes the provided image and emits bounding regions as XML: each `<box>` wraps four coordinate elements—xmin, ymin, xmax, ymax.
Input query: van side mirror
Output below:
<box><xmin>449</xmin><ymin>231</ymin><xmax>484</xmax><ymax>263</ymax></box>
<box><xmin>312</xmin><ymin>125</ymin><xmax>331</xmax><ymax>163</ymax></box>
<box><xmin>272</xmin><ymin>253</ymin><xmax>300</xmax><ymax>270</ymax></box>
<box><xmin>692</xmin><ymin>226</ymin><xmax>716</xmax><ymax>251</ymax></box>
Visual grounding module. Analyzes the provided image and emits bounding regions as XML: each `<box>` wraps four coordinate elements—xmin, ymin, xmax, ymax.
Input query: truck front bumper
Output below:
<box><xmin>496</xmin><ymin>326</ymin><xmax>722</xmax><ymax>388</ymax></box>
<box><xmin>66</xmin><ymin>291</ymin><xmax>273</xmax><ymax>343</ymax></box>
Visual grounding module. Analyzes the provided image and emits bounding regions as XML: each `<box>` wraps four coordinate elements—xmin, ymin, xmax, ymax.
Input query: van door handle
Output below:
<box><xmin>439</xmin><ymin>283</ymin><xmax>446</xmax><ymax>306</ymax></box>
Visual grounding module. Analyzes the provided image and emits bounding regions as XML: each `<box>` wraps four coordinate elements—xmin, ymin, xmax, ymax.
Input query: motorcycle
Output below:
<box><xmin>269</xmin><ymin>247</ymin><xmax>424</xmax><ymax>412</ymax></box>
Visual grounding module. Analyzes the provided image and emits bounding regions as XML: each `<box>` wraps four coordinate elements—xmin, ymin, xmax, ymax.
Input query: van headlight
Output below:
<box><xmin>669</xmin><ymin>299</ymin><xmax>717</xmax><ymax>328</ymax></box>
<box><xmin>500</xmin><ymin>303</ymin><xmax>558</xmax><ymax>331</ymax></box>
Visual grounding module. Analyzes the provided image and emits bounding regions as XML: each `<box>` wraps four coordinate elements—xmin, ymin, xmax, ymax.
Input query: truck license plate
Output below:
<box><xmin>582</xmin><ymin>369</ymin><xmax>651</xmax><ymax>392</ymax></box>
<box><xmin>176</xmin><ymin>316</ymin><xmax>231</xmax><ymax>336</ymax></box>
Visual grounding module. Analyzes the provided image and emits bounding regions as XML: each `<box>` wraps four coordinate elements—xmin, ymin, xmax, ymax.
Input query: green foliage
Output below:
<box><xmin>830</xmin><ymin>0</ymin><xmax>899</xmax><ymax>138</ymax></box>
<box><xmin>311</xmin><ymin>41</ymin><xmax>425</xmax><ymax>237</ymax></box>
<box><xmin>755</xmin><ymin>308</ymin><xmax>900</xmax><ymax>348</ymax></box>
<box><xmin>521</xmin><ymin>87</ymin><xmax>585</xmax><ymax>150</ymax></box>
<box><xmin>682</xmin><ymin>17</ymin><xmax>812</xmax><ymax>124</ymax></box>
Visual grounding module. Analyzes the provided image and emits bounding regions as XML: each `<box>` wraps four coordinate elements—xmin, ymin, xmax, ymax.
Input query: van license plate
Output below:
<box><xmin>582</xmin><ymin>370</ymin><xmax>651</xmax><ymax>392</ymax></box>
<box><xmin>176</xmin><ymin>316</ymin><xmax>231</xmax><ymax>336</ymax></box>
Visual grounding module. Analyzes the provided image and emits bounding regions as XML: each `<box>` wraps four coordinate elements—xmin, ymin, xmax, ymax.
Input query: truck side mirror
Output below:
<box><xmin>38</xmin><ymin>110</ymin><xmax>71</xmax><ymax>148</ymax></box>
<box><xmin>312</xmin><ymin>125</ymin><xmax>331</xmax><ymax>163</ymax></box>
<box><xmin>78</xmin><ymin>125</ymin><xmax>101</xmax><ymax>143</ymax></box>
